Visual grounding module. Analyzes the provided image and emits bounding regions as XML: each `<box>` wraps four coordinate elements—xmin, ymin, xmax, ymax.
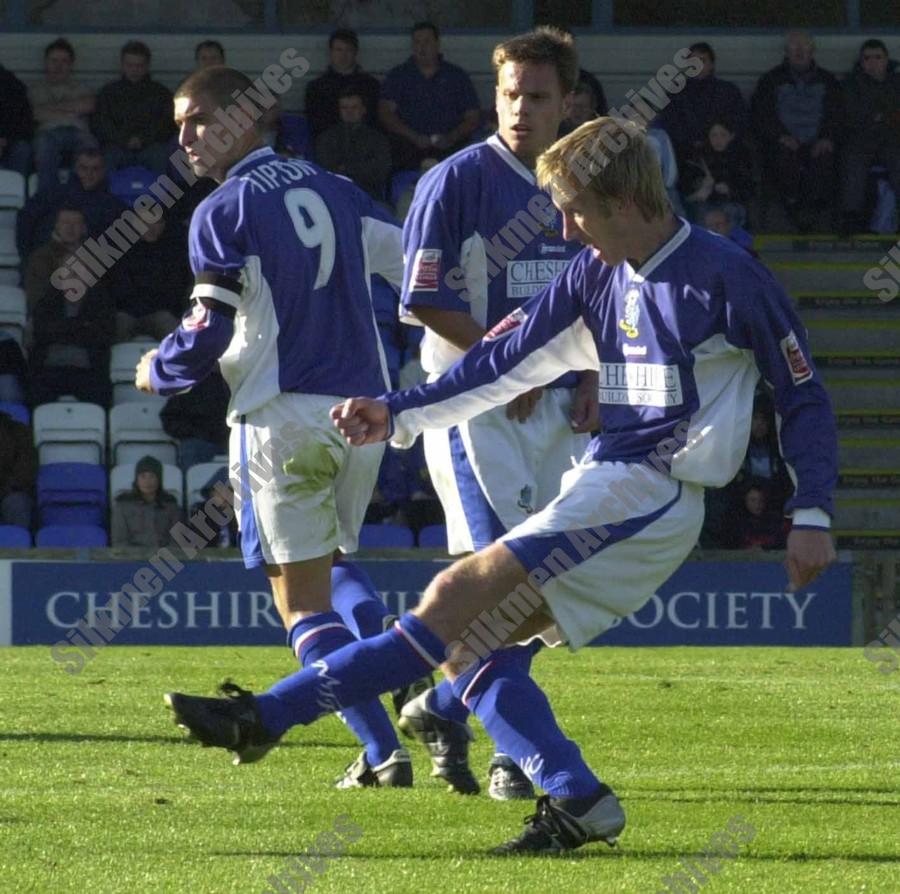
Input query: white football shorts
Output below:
<box><xmin>230</xmin><ymin>392</ymin><xmax>384</xmax><ymax>568</ymax></box>
<box><xmin>501</xmin><ymin>459</ymin><xmax>705</xmax><ymax>650</ymax></box>
<box><xmin>423</xmin><ymin>387</ymin><xmax>590</xmax><ymax>554</ymax></box>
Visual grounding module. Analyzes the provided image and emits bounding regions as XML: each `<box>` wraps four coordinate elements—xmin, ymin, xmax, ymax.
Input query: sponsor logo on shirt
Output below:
<box><xmin>780</xmin><ymin>330</ymin><xmax>813</xmax><ymax>384</ymax></box>
<box><xmin>410</xmin><ymin>248</ymin><xmax>441</xmax><ymax>291</ymax></box>
<box><xmin>539</xmin><ymin>243</ymin><xmax>568</xmax><ymax>255</ymax></box>
<box><xmin>484</xmin><ymin>307</ymin><xmax>527</xmax><ymax>341</ymax></box>
<box><xmin>598</xmin><ymin>362</ymin><xmax>684</xmax><ymax>407</ymax></box>
<box><xmin>506</xmin><ymin>258</ymin><xmax>570</xmax><ymax>298</ymax></box>
<box><xmin>618</xmin><ymin>287</ymin><xmax>641</xmax><ymax>339</ymax></box>
<box><xmin>622</xmin><ymin>344</ymin><xmax>648</xmax><ymax>357</ymax></box>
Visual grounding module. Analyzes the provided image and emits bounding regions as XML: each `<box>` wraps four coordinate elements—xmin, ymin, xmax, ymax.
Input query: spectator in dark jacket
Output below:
<box><xmin>681</xmin><ymin>120</ymin><xmax>754</xmax><ymax>225</ymax></box>
<box><xmin>751</xmin><ymin>32</ymin><xmax>842</xmax><ymax>231</ymax></box>
<box><xmin>29</xmin><ymin>208</ymin><xmax>115</xmax><ymax>407</ymax></box>
<box><xmin>0</xmin><ymin>410</ymin><xmax>37</xmax><ymax>529</ymax></box>
<box><xmin>305</xmin><ymin>29</ymin><xmax>381</xmax><ymax>140</ymax></box>
<box><xmin>159</xmin><ymin>370</ymin><xmax>230</xmax><ymax>470</ymax></box>
<box><xmin>0</xmin><ymin>61</ymin><xmax>33</xmax><ymax>176</ymax></box>
<box><xmin>107</xmin><ymin>214</ymin><xmax>190</xmax><ymax>341</ymax></box>
<box><xmin>839</xmin><ymin>39</ymin><xmax>900</xmax><ymax>234</ymax></box>
<box><xmin>111</xmin><ymin>455</ymin><xmax>182</xmax><ymax>549</ymax></box>
<box><xmin>92</xmin><ymin>41</ymin><xmax>175</xmax><ymax>174</ymax></box>
<box><xmin>729</xmin><ymin>482</ymin><xmax>788</xmax><ymax>550</ymax></box>
<box><xmin>17</xmin><ymin>147</ymin><xmax>125</xmax><ymax>261</ymax></box>
<box><xmin>24</xmin><ymin>205</ymin><xmax>87</xmax><ymax>313</ymax></box>
<box><xmin>658</xmin><ymin>41</ymin><xmax>748</xmax><ymax>166</ymax></box>
<box><xmin>316</xmin><ymin>89</ymin><xmax>392</xmax><ymax>200</ymax></box>
<box><xmin>189</xmin><ymin>466</ymin><xmax>238</xmax><ymax>548</ymax></box>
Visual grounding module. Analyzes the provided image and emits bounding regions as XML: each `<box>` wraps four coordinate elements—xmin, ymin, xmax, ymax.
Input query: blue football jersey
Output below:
<box><xmin>150</xmin><ymin>147</ymin><xmax>403</xmax><ymax>418</ymax></box>
<box><xmin>385</xmin><ymin>222</ymin><xmax>838</xmax><ymax>521</ymax></box>
<box><xmin>401</xmin><ymin>134</ymin><xmax>580</xmax><ymax>375</ymax></box>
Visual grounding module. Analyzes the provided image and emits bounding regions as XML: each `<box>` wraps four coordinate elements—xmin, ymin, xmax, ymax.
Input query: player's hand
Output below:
<box><xmin>570</xmin><ymin>372</ymin><xmax>600</xmax><ymax>434</ymax></box>
<box><xmin>331</xmin><ymin>398</ymin><xmax>391</xmax><ymax>446</ymax></box>
<box><xmin>506</xmin><ymin>388</ymin><xmax>543</xmax><ymax>424</ymax></box>
<box><xmin>784</xmin><ymin>528</ymin><xmax>836</xmax><ymax>592</ymax></box>
<box><xmin>135</xmin><ymin>349</ymin><xmax>158</xmax><ymax>394</ymax></box>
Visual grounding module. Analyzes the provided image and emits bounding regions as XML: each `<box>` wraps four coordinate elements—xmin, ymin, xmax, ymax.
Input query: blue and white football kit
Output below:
<box><xmin>152</xmin><ymin>147</ymin><xmax>407</xmax><ymax>773</ymax></box>
<box><xmin>387</xmin><ymin>221</ymin><xmax>837</xmax><ymax>647</ymax></box>
<box><xmin>248</xmin><ymin>218</ymin><xmax>837</xmax><ymax>808</ymax></box>
<box><xmin>150</xmin><ymin>147</ymin><xmax>403</xmax><ymax>566</ymax></box>
<box><xmin>402</xmin><ymin>134</ymin><xmax>588</xmax><ymax>554</ymax></box>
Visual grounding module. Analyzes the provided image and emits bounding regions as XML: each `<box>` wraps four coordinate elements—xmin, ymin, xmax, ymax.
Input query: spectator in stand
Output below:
<box><xmin>159</xmin><ymin>369</ymin><xmax>230</xmax><ymax>470</ymax></box>
<box><xmin>194</xmin><ymin>40</ymin><xmax>225</xmax><ymax>69</ymax></box>
<box><xmin>92</xmin><ymin>40</ymin><xmax>176</xmax><ymax>174</ymax></box>
<box><xmin>107</xmin><ymin>214</ymin><xmax>190</xmax><ymax>341</ymax></box>
<box><xmin>646</xmin><ymin>125</ymin><xmax>684</xmax><ymax>215</ymax></box>
<box><xmin>17</xmin><ymin>147</ymin><xmax>125</xmax><ymax>261</ymax></box>
<box><xmin>681</xmin><ymin>120</ymin><xmax>754</xmax><ymax>226</ymax></box>
<box><xmin>839</xmin><ymin>39</ymin><xmax>900</xmax><ymax>235</ymax></box>
<box><xmin>190</xmin><ymin>466</ymin><xmax>238</xmax><ymax>548</ymax></box>
<box><xmin>0</xmin><ymin>58</ymin><xmax>33</xmax><ymax>177</ymax></box>
<box><xmin>28</xmin><ymin>208</ymin><xmax>115</xmax><ymax>407</ymax></box>
<box><xmin>729</xmin><ymin>395</ymin><xmax>792</xmax><ymax>510</ymax></box>
<box><xmin>305</xmin><ymin>29</ymin><xmax>380</xmax><ymax>140</ymax></box>
<box><xmin>702</xmin><ymin>206</ymin><xmax>756</xmax><ymax>255</ymax></box>
<box><xmin>559</xmin><ymin>82</ymin><xmax>598</xmax><ymax>136</ymax></box>
<box><xmin>379</xmin><ymin>22</ymin><xmax>480</xmax><ymax>171</ymax></box>
<box><xmin>751</xmin><ymin>31</ymin><xmax>842</xmax><ymax>233</ymax></box>
<box><xmin>29</xmin><ymin>38</ymin><xmax>97</xmax><ymax>193</ymax></box>
<box><xmin>24</xmin><ymin>205</ymin><xmax>86</xmax><ymax>312</ymax></box>
<box><xmin>730</xmin><ymin>482</ymin><xmax>788</xmax><ymax>550</ymax></box>
<box><xmin>316</xmin><ymin>89</ymin><xmax>392</xmax><ymax>200</ymax></box>
<box><xmin>658</xmin><ymin>41</ymin><xmax>748</xmax><ymax>166</ymax></box>
<box><xmin>111</xmin><ymin>455</ymin><xmax>182</xmax><ymax>549</ymax></box>
<box><xmin>0</xmin><ymin>409</ymin><xmax>36</xmax><ymax>529</ymax></box>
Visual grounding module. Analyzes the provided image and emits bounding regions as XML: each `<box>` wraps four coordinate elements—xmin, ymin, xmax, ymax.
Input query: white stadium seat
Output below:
<box><xmin>109</xmin><ymin>402</ymin><xmax>178</xmax><ymax>466</ymax></box>
<box><xmin>186</xmin><ymin>461</ymin><xmax>230</xmax><ymax>509</ymax></box>
<box><xmin>110</xmin><ymin>462</ymin><xmax>184</xmax><ymax>507</ymax></box>
<box><xmin>110</xmin><ymin>340</ymin><xmax>163</xmax><ymax>405</ymax></box>
<box><xmin>0</xmin><ymin>211</ymin><xmax>19</xmax><ymax>268</ymax></box>
<box><xmin>0</xmin><ymin>170</ymin><xmax>26</xmax><ymax>209</ymax></box>
<box><xmin>0</xmin><ymin>285</ymin><xmax>26</xmax><ymax>343</ymax></box>
<box><xmin>33</xmin><ymin>401</ymin><xmax>106</xmax><ymax>465</ymax></box>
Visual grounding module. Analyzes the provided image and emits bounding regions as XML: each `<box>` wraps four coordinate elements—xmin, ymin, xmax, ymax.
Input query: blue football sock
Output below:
<box><xmin>429</xmin><ymin>679</ymin><xmax>470</xmax><ymax>725</ymax></box>
<box><xmin>255</xmin><ymin>613</ymin><xmax>446</xmax><ymax>739</ymax></box>
<box><xmin>451</xmin><ymin>648</ymin><xmax>601</xmax><ymax>799</ymax></box>
<box><xmin>330</xmin><ymin>561</ymin><xmax>391</xmax><ymax>640</ymax></box>
<box><xmin>286</xmin><ymin>611</ymin><xmax>399</xmax><ymax>767</ymax></box>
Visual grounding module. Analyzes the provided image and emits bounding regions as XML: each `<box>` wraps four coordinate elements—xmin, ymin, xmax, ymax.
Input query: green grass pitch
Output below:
<box><xmin>2</xmin><ymin>645</ymin><xmax>898</xmax><ymax>893</ymax></box>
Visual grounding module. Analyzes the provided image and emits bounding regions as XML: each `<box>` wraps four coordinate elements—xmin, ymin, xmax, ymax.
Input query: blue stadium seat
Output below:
<box><xmin>358</xmin><ymin>523</ymin><xmax>415</xmax><ymax>549</ymax></box>
<box><xmin>37</xmin><ymin>463</ymin><xmax>107</xmax><ymax>526</ymax></box>
<box><xmin>417</xmin><ymin>524</ymin><xmax>448</xmax><ymax>549</ymax></box>
<box><xmin>36</xmin><ymin>524</ymin><xmax>108</xmax><ymax>548</ymax></box>
<box><xmin>0</xmin><ymin>400</ymin><xmax>29</xmax><ymax>425</ymax></box>
<box><xmin>0</xmin><ymin>524</ymin><xmax>31</xmax><ymax>547</ymax></box>
<box><xmin>280</xmin><ymin>114</ymin><xmax>310</xmax><ymax>158</ymax></box>
<box><xmin>108</xmin><ymin>165</ymin><xmax>157</xmax><ymax>205</ymax></box>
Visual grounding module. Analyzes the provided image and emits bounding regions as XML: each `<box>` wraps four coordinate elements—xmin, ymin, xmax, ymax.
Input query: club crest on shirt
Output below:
<box><xmin>619</xmin><ymin>288</ymin><xmax>641</xmax><ymax>339</ymax></box>
<box><xmin>780</xmin><ymin>330</ymin><xmax>813</xmax><ymax>384</ymax></box>
<box><xmin>410</xmin><ymin>248</ymin><xmax>441</xmax><ymax>291</ymax></box>
<box><xmin>183</xmin><ymin>301</ymin><xmax>210</xmax><ymax>331</ymax></box>
<box><xmin>484</xmin><ymin>307</ymin><xmax>527</xmax><ymax>341</ymax></box>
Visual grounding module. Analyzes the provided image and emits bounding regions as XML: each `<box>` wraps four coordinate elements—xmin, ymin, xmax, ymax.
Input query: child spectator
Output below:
<box><xmin>111</xmin><ymin>455</ymin><xmax>182</xmax><ymax>548</ymax></box>
<box><xmin>682</xmin><ymin>120</ymin><xmax>754</xmax><ymax>226</ymax></box>
<box><xmin>731</xmin><ymin>482</ymin><xmax>788</xmax><ymax>550</ymax></box>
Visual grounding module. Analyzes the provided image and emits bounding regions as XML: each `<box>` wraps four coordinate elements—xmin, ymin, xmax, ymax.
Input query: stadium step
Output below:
<box><xmin>834</xmin><ymin>494</ymin><xmax>900</xmax><ymax>530</ymax></box>
<box><xmin>805</xmin><ymin>319</ymin><xmax>900</xmax><ymax>353</ymax></box>
<box><xmin>834</xmin><ymin>529</ymin><xmax>900</xmax><ymax>549</ymax></box>
<box><xmin>755</xmin><ymin>233</ymin><xmax>899</xmax><ymax>254</ymax></box>
<box><xmin>838</xmin><ymin>468</ymin><xmax>900</xmax><ymax>488</ymax></box>
<box><xmin>838</xmin><ymin>434</ymin><xmax>900</xmax><ymax>468</ymax></box>
<box><xmin>795</xmin><ymin>291</ymin><xmax>900</xmax><ymax>312</ymax></box>
<box><xmin>769</xmin><ymin>261</ymin><xmax>881</xmax><ymax>294</ymax></box>
<box><xmin>824</xmin><ymin>378</ymin><xmax>900</xmax><ymax>411</ymax></box>
<box><xmin>834</xmin><ymin>407</ymin><xmax>900</xmax><ymax>428</ymax></box>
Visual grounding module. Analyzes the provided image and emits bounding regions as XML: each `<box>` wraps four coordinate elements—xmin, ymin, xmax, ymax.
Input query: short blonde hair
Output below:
<box><xmin>536</xmin><ymin>117</ymin><xmax>670</xmax><ymax>220</ymax></box>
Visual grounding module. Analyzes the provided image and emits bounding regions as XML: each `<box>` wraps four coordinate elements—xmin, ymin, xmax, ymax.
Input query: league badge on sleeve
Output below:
<box><xmin>410</xmin><ymin>249</ymin><xmax>442</xmax><ymax>292</ymax></box>
<box><xmin>780</xmin><ymin>330</ymin><xmax>813</xmax><ymax>384</ymax></box>
<box><xmin>484</xmin><ymin>307</ymin><xmax>527</xmax><ymax>341</ymax></box>
<box><xmin>183</xmin><ymin>301</ymin><xmax>211</xmax><ymax>331</ymax></box>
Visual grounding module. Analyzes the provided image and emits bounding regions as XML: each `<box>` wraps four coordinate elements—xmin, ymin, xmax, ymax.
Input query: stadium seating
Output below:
<box><xmin>0</xmin><ymin>170</ymin><xmax>26</xmax><ymax>209</ymax></box>
<box><xmin>0</xmin><ymin>525</ymin><xmax>32</xmax><ymax>548</ymax></box>
<box><xmin>36</xmin><ymin>523</ymin><xmax>108</xmax><ymax>548</ymax></box>
<box><xmin>0</xmin><ymin>269</ymin><xmax>19</xmax><ymax>286</ymax></box>
<box><xmin>0</xmin><ymin>285</ymin><xmax>27</xmax><ymax>346</ymax></box>
<box><xmin>280</xmin><ymin>113</ymin><xmax>310</xmax><ymax>158</ymax></box>
<box><xmin>0</xmin><ymin>172</ymin><xmax>25</xmax><ymax>274</ymax></box>
<box><xmin>0</xmin><ymin>400</ymin><xmax>30</xmax><ymax>425</ymax></box>
<box><xmin>109</xmin><ymin>402</ymin><xmax>178</xmax><ymax>466</ymax></box>
<box><xmin>358</xmin><ymin>523</ymin><xmax>415</xmax><ymax>549</ymax></box>
<box><xmin>109</xmin><ymin>340</ymin><xmax>164</xmax><ymax>406</ymax></box>
<box><xmin>417</xmin><ymin>524</ymin><xmax>448</xmax><ymax>549</ymax></box>
<box><xmin>37</xmin><ymin>462</ymin><xmax>108</xmax><ymax>526</ymax></box>
<box><xmin>110</xmin><ymin>462</ymin><xmax>184</xmax><ymax>507</ymax></box>
<box><xmin>33</xmin><ymin>401</ymin><xmax>106</xmax><ymax>465</ymax></box>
